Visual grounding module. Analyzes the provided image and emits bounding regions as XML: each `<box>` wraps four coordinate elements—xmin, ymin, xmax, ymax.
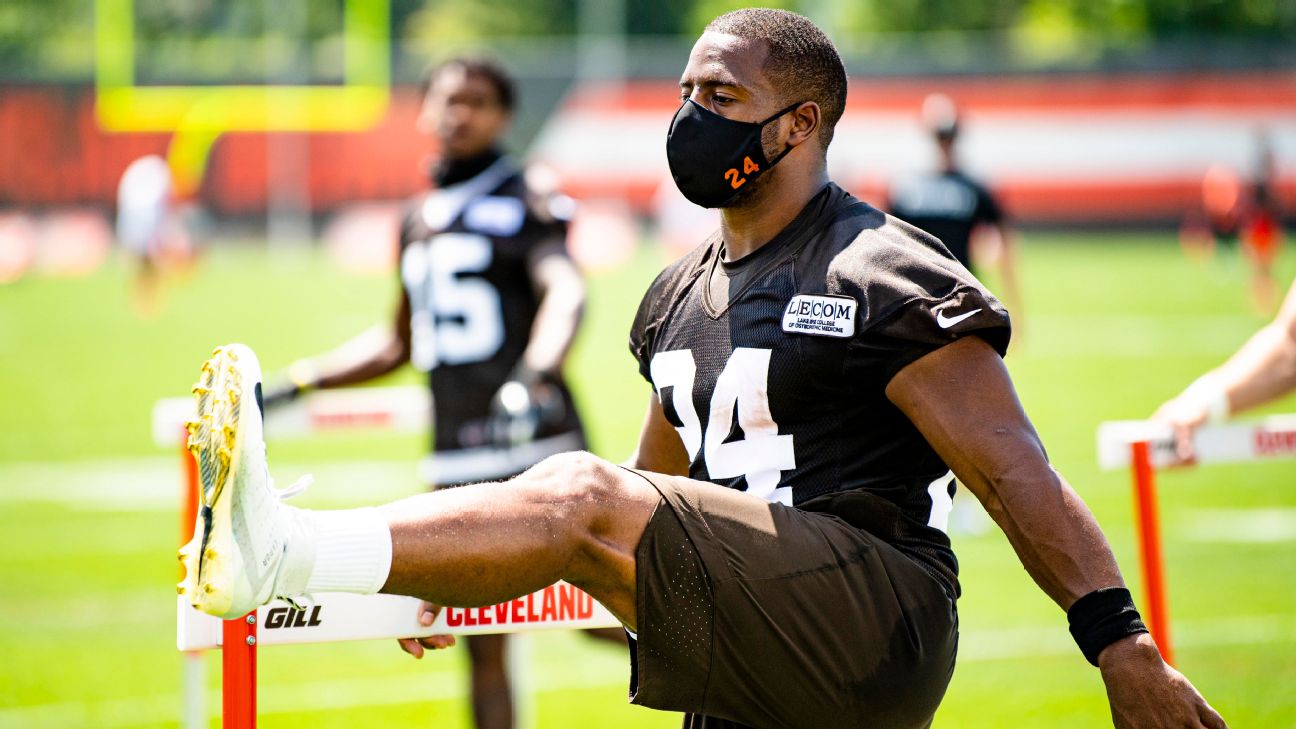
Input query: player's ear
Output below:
<box><xmin>785</xmin><ymin>101</ymin><xmax>820</xmax><ymax>149</ymax></box>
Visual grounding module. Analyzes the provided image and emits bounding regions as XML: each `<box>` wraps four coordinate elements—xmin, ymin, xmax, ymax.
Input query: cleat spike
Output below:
<box><xmin>178</xmin><ymin>584</ymin><xmax>186</xmax><ymax>595</ymax></box>
<box><xmin>212</xmin><ymin>346</ymin><xmax>224</xmax><ymax>356</ymax></box>
<box><xmin>203</xmin><ymin>583</ymin><xmax>213</xmax><ymax>594</ymax></box>
<box><xmin>204</xmin><ymin>548</ymin><xmax>216</xmax><ymax>561</ymax></box>
<box><xmin>217</xmin><ymin>447</ymin><xmax>231</xmax><ymax>466</ymax></box>
<box><xmin>226</xmin><ymin>350</ymin><xmax>239</xmax><ymax>362</ymax></box>
<box><xmin>227</xmin><ymin>388</ymin><xmax>239</xmax><ymax>404</ymax></box>
<box><xmin>222</xmin><ymin>425</ymin><xmax>237</xmax><ymax>441</ymax></box>
<box><xmin>184</xmin><ymin>419</ymin><xmax>199</xmax><ymax>433</ymax></box>
<box><xmin>191</xmin><ymin>385</ymin><xmax>210</xmax><ymax>396</ymax></box>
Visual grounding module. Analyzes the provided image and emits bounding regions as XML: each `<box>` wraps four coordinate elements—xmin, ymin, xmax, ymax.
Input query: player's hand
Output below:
<box><xmin>1098</xmin><ymin>633</ymin><xmax>1226</xmax><ymax>728</ymax></box>
<box><xmin>1150</xmin><ymin>394</ymin><xmax>1209</xmax><ymax>465</ymax></box>
<box><xmin>261</xmin><ymin>360</ymin><xmax>319</xmax><ymax>412</ymax></box>
<box><xmin>488</xmin><ymin>366</ymin><xmax>563</xmax><ymax>448</ymax></box>
<box><xmin>396</xmin><ymin>601</ymin><xmax>457</xmax><ymax>658</ymax></box>
<box><xmin>260</xmin><ymin>380</ymin><xmax>303</xmax><ymax>411</ymax></box>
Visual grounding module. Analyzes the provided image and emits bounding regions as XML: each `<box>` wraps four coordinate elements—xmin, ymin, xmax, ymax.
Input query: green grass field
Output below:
<box><xmin>1</xmin><ymin>233</ymin><xmax>1294</xmax><ymax>728</ymax></box>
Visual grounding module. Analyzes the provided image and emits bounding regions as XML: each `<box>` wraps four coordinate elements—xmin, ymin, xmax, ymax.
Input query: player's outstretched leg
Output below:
<box><xmin>178</xmin><ymin>344</ymin><xmax>659</xmax><ymax>625</ymax></box>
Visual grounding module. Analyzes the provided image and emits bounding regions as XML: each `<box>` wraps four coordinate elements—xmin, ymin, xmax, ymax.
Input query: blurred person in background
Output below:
<box><xmin>1242</xmin><ymin>130</ymin><xmax>1284</xmax><ymax>311</ymax></box>
<box><xmin>116</xmin><ymin>154</ymin><xmax>174</xmax><ymax>315</ymax></box>
<box><xmin>887</xmin><ymin>93</ymin><xmax>1024</xmax><ymax>327</ymax></box>
<box><xmin>262</xmin><ymin>56</ymin><xmax>612</xmax><ymax>729</ymax></box>
<box><xmin>1153</xmin><ymin>275</ymin><xmax>1296</xmax><ymax>463</ymax></box>
<box><xmin>1180</xmin><ymin>132</ymin><xmax>1284</xmax><ymax>313</ymax></box>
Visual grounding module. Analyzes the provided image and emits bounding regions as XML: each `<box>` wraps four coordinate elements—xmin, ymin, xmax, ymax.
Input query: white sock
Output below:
<box><xmin>279</xmin><ymin>507</ymin><xmax>392</xmax><ymax>596</ymax></box>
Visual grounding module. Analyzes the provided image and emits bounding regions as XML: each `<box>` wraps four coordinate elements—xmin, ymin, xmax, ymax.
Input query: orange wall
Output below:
<box><xmin>0</xmin><ymin>86</ymin><xmax>430</xmax><ymax>215</ymax></box>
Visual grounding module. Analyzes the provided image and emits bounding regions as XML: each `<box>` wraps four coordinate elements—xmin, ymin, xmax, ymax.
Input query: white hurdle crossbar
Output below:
<box><xmin>1095</xmin><ymin>414</ymin><xmax>1296</xmax><ymax>664</ymax></box>
<box><xmin>154</xmin><ymin>386</ymin><xmax>619</xmax><ymax>729</ymax></box>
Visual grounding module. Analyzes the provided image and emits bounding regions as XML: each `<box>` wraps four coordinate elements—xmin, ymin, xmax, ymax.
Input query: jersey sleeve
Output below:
<box><xmin>628</xmin><ymin>269</ymin><xmax>671</xmax><ymax>384</ymax></box>
<box><xmin>513</xmin><ymin>187</ymin><xmax>573</xmax><ymax>260</ymax></box>
<box><xmin>628</xmin><ymin>243</ymin><xmax>713</xmax><ymax>385</ymax></box>
<box><xmin>839</xmin><ymin>220</ymin><xmax>1012</xmax><ymax>386</ymax></box>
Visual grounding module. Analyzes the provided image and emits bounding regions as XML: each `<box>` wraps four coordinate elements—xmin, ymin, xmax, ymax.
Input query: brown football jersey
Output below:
<box><xmin>629</xmin><ymin>183</ymin><xmax>1011</xmax><ymax>595</ymax></box>
<box><xmin>399</xmin><ymin>158</ymin><xmax>585</xmax><ymax>484</ymax></box>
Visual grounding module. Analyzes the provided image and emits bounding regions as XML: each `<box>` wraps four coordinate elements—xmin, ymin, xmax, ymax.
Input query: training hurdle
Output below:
<box><xmin>154</xmin><ymin>386</ymin><xmax>619</xmax><ymax>729</ymax></box>
<box><xmin>1096</xmin><ymin>414</ymin><xmax>1296</xmax><ymax>665</ymax></box>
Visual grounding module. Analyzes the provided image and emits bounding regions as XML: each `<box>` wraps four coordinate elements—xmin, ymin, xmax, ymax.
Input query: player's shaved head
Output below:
<box><xmin>704</xmin><ymin>9</ymin><xmax>847</xmax><ymax>146</ymax></box>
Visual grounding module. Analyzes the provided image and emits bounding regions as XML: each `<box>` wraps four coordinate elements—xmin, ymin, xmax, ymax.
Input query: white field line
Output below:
<box><xmin>1</xmin><ymin>613</ymin><xmax>1293</xmax><ymax>729</ymax></box>
<box><xmin>0</xmin><ymin>458</ymin><xmax>423</xmax><ymax>511</ymax></box>
<box><xmin>1024</xmin><ymin>313</ymin><xmax>1259</xmax><ymax>360</ymax></box>
<box><xmin>1181</xmin><ymin>508</ymin><xmax>1296</xmax><ymax>543</ymax></box>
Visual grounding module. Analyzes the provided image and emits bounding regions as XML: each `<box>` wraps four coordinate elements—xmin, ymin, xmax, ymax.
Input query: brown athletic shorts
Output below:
<box><xmin>626</xmin><ymin>470</ymin><xmax>958</xmax><ymax>729</ymax></box>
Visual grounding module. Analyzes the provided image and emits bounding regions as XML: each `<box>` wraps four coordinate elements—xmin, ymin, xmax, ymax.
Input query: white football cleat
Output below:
<box><xmin>177</xmin><ymin>344</ymin><xmax>314</xmax><ymax>619</ymax></box>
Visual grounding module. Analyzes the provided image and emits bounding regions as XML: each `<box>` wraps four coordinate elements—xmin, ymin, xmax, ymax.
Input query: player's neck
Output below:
<box><xmin>719</xmin><ymin>166</ymin><xmax>830</xmax><ymax>262</ymax></box>
<box><xmin>432</xmin><ymin>147</ymin><xmax>503</xmax><ymax>188</ymax></box>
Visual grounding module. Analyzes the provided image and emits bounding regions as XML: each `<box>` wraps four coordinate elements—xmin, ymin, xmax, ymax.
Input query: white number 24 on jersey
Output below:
<box><xmin>650</xmin><ymin>348</ymin><xmax>796</xmax><ymax>505</ymax></box>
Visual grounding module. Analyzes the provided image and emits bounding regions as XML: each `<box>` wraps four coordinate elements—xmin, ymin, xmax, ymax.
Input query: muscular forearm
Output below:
<box><xmin>299</xmin><ymin>326</ymin><xmax>410</xmax><ymax>390</ymax></box>
<box><xmin>1212</xmin><ymin>321</ymin><xmax>1296</xmax><ymax>415</ymax></box>
<box><xmin>523</xmin><ymin>289</ymin><xmax>583</xmax><ymax>375</ymax></box>
<box><xmin>973</xmin><ymin>465</ymin><xmax>1125</xmax><ymax>610</ymax></box>
<box><xmin>522</xmin><ymin>255</ymin><xmax>585</xmax><ymax>376</ymax></box>
<box><xmin>996</xmin><ymin>226</ymin><xmax>1024</xmax><ymax>323</ymax></box>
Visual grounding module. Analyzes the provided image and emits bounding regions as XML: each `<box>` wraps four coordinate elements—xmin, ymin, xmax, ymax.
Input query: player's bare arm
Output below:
<box><xmin>989</xmin><ymin>221</ymin><xmax>1025</xmax><ymax>335</ymax></box>
<box><xmin>625</xmin><ymin>392</ymin><xmax>692</xmax><ymax>475</ymax></box>
<box><xmin>888</xmin><ymin>335</ymin><xmax>1226</xmax><ymax>729</ymax></box>
<box><xmin>316</xmin><ymin>288</ymin><xmax>413</xmax><ymax>387</ymax></box>
<box><xmin>1154</xmin><ymin>277</ymin><xmax>1296</xmax><ymax>459</ymax></box>
<box><xmin>263</xmin><ymin>287</ymin><xmax>413</xmax><ymax>407</ymax></box>
<box><xmin>519</xmin><ymin>240</ymin><xmax>585</xmax><ymax>376</ymax></box>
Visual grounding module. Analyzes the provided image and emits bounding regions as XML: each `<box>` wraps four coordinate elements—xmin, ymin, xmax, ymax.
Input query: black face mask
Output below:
<box><xmin>666</xmin><ymin>98</ymin><xmax>802</xmax><ymax>208</ymax></box>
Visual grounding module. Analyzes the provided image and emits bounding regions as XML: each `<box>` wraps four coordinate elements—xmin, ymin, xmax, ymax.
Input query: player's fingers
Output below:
<box><xmin>397</xmin><ymin>637</ymin><xmax>425</xmax><ymax>659</ymax></box>
<box><xmin>1172</xmin><ymin>422</ymin><xmax>1198</xmax><ymax>465</ymax></box>
<box><xmin>1197</xmin><ymin>700</ymin><xmax>1227</xmax><ymax>729</ymax></box>
<box><xmin>419</xmin><ymin>602</ymin><xmax>440</xmax><ymax>626</ymax></box>
<box><xmin>419</xmin><ymin>634</ymin><xmax>457</xmax><ymax>650</ymax></box>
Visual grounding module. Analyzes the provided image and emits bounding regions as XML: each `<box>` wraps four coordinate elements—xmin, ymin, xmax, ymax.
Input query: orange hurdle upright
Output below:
<box><xmin>180</xmin><ymin>427</ymin><xmax>258</xmax><ymax>729</ymax></box>
<box><xmin>1130</xmin><ymin>440</ymin><xmax>1174</xmax><ymax>666</ymax></box>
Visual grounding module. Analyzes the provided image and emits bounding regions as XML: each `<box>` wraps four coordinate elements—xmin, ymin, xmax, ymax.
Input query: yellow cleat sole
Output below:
<box><xmin>178</xmin><ymin>346</ymin><xmax>246</xmax><ymax>617</ymax></box>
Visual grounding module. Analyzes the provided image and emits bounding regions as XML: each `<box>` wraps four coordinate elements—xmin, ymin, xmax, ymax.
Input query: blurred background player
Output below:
<box><xmin>1243</xmin><ymin>130</ymin><xmax>1284</xmax><ymax>311</ymax></box>
<box><xmin>1153</xmin><ymin>275</ymin><xmax>1296</xmax><ymax>462</ymax></box>
<box><xmin>115</xmin><ymin>154</ymin><xmax>174</xmax><ymax>315</ymax></box>
<box><xmin>262</xmin><ymin>56</ymin><xmax>595</xmax><ymax>729</ymax></box>
<box><xmin>1180</xmin><ymin>131</ymin><xmax>1284</xmax><ymax>312</ymax></box>
<box><xmin>887</xmin><ymin>92</ymin><xmax>1025</xmax><ymax>325</ymax></box>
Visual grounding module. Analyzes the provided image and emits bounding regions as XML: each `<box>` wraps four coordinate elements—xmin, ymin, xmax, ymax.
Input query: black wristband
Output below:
<box><xmin>1067</xmin><ymin>587</ymin><xmax>1149</xmax><ymax>666</ymax></box>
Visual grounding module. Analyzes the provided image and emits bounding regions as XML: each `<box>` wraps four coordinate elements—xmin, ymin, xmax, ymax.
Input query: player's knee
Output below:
<box><xmin>532</xmin><ymin>451</ymin><xmax>621</xmax><ymax>506</ymax></box>
<box><xmin>523</xmin><ymin>451</ymin><xmax>629</xmax><ymax>539</ymax></box>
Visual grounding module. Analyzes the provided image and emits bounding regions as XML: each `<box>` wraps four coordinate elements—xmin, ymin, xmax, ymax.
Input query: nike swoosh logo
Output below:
<box><xmin>935</xmin><ymin>307</ymin><xmax>981</xmax><ymax>329</ymax></box>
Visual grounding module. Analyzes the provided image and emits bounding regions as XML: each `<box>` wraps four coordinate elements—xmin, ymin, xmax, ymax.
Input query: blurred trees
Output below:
<box><xmin>0</xmin><ymin>0</ymin><xmax>1291</xmax><ymax>81</ymax></box>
